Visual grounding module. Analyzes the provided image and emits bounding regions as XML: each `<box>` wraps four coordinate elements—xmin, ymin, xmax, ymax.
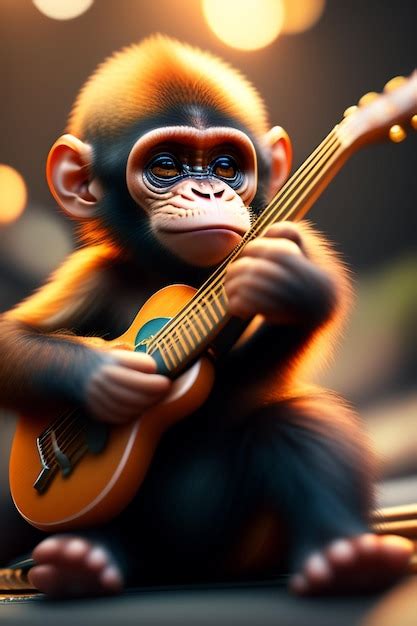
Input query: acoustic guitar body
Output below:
<box><xmin>9</xmin><ymin>285</ymin><xmax>215</xmax><ymax>531</ymax></box>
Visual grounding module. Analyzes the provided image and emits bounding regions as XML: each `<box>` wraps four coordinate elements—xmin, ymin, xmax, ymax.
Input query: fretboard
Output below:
<box><xmin>148</xmin><ymin>125</ymin><xmax>349</xmax><ymax>376</ymax></box>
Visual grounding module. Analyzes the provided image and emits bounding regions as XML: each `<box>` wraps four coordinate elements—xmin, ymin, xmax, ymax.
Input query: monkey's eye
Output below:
<box><xmin>211</xmin><ymin>156</ymin><xmax>238</xmax><ymax>180</ymax></box>
<box><xmin>149</xmin><ymin>155</ymin><xmax>181</xmax><ymax>180</ymax></box>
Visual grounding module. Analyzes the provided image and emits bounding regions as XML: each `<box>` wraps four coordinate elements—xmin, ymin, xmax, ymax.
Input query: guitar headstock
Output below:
<box><xmin>337</xmin><ymin>72</ymin><xmax>417</xmax><ymax>149</ymax></box>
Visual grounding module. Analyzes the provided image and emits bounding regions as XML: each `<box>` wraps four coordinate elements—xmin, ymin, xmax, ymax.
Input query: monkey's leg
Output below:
<box><xmin>247</xmin><ymin>396</ymin><xmax>413</xmax><ymax>594</ymax></box>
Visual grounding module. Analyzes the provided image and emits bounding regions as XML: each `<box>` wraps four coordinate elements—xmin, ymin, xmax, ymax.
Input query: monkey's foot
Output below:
<box><xmin>290</xmin><ymin>533</ymin><xmax>413</xmax><ymax>595</ymax></box>
<box><xmin>28</xmin><ymin>535</ymin><xmax>124</xmax><ymax>597</ymax></box>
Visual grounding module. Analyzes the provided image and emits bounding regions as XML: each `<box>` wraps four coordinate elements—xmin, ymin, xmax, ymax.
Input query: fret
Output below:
<box><xmin>183</xmin><ymin>318</ymin><xmax>200</xmax><ymax>346</ymax></box>
<box><xmin>155</xmin><ymin>338</ymin><xmax>176</xmax><ymax>370</ymax></box>
<box><xmin>204</xmin><ymin>296</ymin><xmax>220</xmax><ymax>323</ymax></box>
<box><xmin>196</xmin><ymin>299</ymin><xmax>215</xmax><ymax>330</ymax></box>
<box><xmin>178</xmin><ymin>322</ymin><xmax>195</xmax><ymax>352</ymax></box>
<box><xmin>142</xmin><ymin>69</ymin><xmax>417</xmax><ymax>377</ymax></box>
<box><xmin>212</xmin><ymin>287</ymin><xmax>227</xmax><ymax>315</ymax></box>
<box><xmin>191</xmin><ymin>304</ymin><xmax>211</xmax><ymax>335</ymax></box>
<box><xmin>148</xmin><ymin>128</ymin><xmax>348</xmax><ymax>377</ymax></box>
<box><xmin>250</xmin><ymin>132</ymin><xmax>341</xmax><ymax>235</ymax></box>
<box><xmin>171</xmin><ymin>328</ymin><xmax>190</xmax><ymax>358</ymax></box>
<box><xmin>165</xmin><ymin>332</ymin><xmax>182</xmax><ymax>363</ymax></box>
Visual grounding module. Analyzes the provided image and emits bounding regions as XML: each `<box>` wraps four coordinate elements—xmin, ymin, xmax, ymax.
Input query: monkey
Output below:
<box><xmin>0</xmin><ymin>35</ymin><xmax>412</xmax><ymax>597</ymax></box>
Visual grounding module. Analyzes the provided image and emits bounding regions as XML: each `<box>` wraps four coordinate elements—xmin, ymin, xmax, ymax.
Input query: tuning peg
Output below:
<box><xmin>384</xmin><ymin>76</ymin><xmax>407</xmax><ymax>92</ymax></box>
<box><xmin>358</xmin><ymin>92</ymin><xmax>379</xmax><ymax>107</ymax></box>
<box><xmin>411</xmin><ymin>115</ymin><xmax>417</xmax><ymax>130</ymax></box>
<box><xmin>389</xmin><ymin>124</ymin><xmax>407</xmax><ymax>143</ymax></box>
<box><xmin>343</xmin><ymin>105</ymin><xmax>358</xmax><ymax>118</ymax></box>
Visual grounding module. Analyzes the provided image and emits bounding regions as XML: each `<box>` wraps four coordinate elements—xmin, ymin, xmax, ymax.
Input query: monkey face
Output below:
<box><xmin>46</xmin><ymin>123</ymin><xmax>290</xmax><ymax>273</ymax></box>
<box><xmin>126</xmin><ymin>126</ymin><xmax>258</xmax><ymax>267</ymax></box>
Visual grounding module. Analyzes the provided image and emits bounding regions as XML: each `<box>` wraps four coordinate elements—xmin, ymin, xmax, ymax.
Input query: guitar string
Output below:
<box><xmin>41</xmin><ymin>425</ymin><xmax>88</xmax><ymax>466</ymax></box>
<box><xmin>44</xmin><ymin>435</ymin><xmax>89</xmax><ymax>477</ymax></box>
<box><xmin>39</xmin><ymin>407</ymin><xmax>77</xmax><ymax>442</ymax></box>
<box><xmin>146</xmin><ymin>130</ymin><xmax>339</xmax><ymax>354</ymax></box>
<box><xmin>36</xmin><ymin>88</ymin><xmax>412</xmax><ymax>460</ymax></box>
<box><xmin>39</xmin><ymin>415</ymin><xmax>86</xmax><ymax>457</ymax></box>
<box><xmin>148</xmin><ymin>145</ymin><xmax>341</xmax><ymax>369</ymax></box>
<box><xmin>39</xmin><ymin>416</ymin><xmax>84</xmax><ymax>457</ymax></box>
<box><xmin>147</xmin><ymin>130</ymin><xmax>341</xmax><ymax>357</ymax></box>
<box><xmin>60</xmin><ymin>427</ymin><xmax>87</xmax><ymax>455</ymax></box>
<box><xmin>147</xmin><ymin>134</ymin><xmax>343</xmax><ymax>363</ymax></box>
<box><xmin>36</xmin><ymin>128</ymin><xmax>344</xmax><ymax>455</ymax></box>
<box><xmin>39</xmin><ymin>409</ymin><xmax>83</xmax><ymax>446</ymax></box>
<box><xmin>149</xmin><ymin>138</ymin><xmax>345</xmax><ymax>366</ymax></box>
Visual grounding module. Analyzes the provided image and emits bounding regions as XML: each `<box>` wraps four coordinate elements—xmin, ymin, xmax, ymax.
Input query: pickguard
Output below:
<box><xmin>134</xmin><ymin>317</ymin><xmax>171</xmax><ymax>353</ymax></box>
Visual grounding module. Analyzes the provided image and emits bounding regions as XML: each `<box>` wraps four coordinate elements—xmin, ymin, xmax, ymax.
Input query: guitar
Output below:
<box><xmin>10</xmin><ymin>73</ymin><xmax>417</xmax><ymax>531</ymax></box>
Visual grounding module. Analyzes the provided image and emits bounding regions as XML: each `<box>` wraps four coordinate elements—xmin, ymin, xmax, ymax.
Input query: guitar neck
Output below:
<box><xmin>144</xmin><ymin>73</ymin><xmax>417</xmax><ymax>375</ymax></box>
<box><xmin>147</xmin><ymin>125</ymin><xmax>352</xmax><ymax>376</ymax></box>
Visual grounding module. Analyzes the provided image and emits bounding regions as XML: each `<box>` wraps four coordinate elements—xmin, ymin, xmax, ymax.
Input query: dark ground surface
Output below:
<box><xmin>1</xmin><ymin>456</ymin><xmax>416</xmax><ymax>625</ymax></box>
<box><xmin>0</xmin><ymin>579</ymin><xmax>386</xmax><ymax>626</ymax></box>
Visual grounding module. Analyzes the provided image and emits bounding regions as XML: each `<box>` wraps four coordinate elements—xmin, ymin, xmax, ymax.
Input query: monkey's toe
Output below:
<box><xmin>28</xmin><ymin>535</ymin><xmax>124</xmax><ymax>597</ymax></box>
<box><xmin>290</xmin><ymin>533</ymin><xmax>413</xmax><ymax>595</ymax></box>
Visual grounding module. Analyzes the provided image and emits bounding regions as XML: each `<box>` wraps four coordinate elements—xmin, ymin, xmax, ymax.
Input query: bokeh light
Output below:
<box><xmin>0</xmin><ymin>205</ymin><xmax>72</xmax><ymax>280</ymax></box>
<box><xmin>32</xmin><ymin>0</ymin><xmax>94</xmax><ymax>21</ymax></box>
<box><xmin>0</xmin><ymin>165</ymin><xmax>27</xmax><ymax>225</ymax></box>
<box><xmin>281</xmin><ymin>0</ymin><xmax>326</xmax><ymax>34</ymax></box>
<box><xmin>203</xmin><ymin>0</ymin><xmax>284</xmax><ymax>51</ymax></box>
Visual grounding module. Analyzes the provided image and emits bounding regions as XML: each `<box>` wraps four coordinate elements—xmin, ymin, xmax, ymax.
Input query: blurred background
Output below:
<box><xmin>0</xmin><ymin>0</ymin><xmax>416</xmax><ymax>561</ymax></box>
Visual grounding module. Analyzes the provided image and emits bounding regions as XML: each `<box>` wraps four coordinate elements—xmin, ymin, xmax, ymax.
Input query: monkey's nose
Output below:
<box><xmin>192</xmin><ymin>187</ymin><xmax>224</xmax><ymax>199</ymax></box>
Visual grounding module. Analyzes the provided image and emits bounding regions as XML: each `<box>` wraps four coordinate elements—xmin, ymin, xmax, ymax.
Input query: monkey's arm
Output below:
<box><xmin>0</xmin><ymin>317</ymin><xmax>106</xmax><ymax>413</ymax></box>
<box><xmin>0</xmin><ymin>245</ymin><xmax>113</xmax><ymax>413</ymax></box>
<box><xmin>0</xmin><ymin>244</ymin><xmax>171</xmax><ymax>419</ymax></box>
<box><xmin>222</xmin><ymin>221</ymin><xmax>352</xmax><ymax>399</ymax></box>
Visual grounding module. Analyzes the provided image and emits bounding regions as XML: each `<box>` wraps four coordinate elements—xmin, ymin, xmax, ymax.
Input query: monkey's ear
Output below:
<box><xmin>46</xmin><ymin>134</ymin><xmax>102</xmax><ymax>219</ymax></box>
<box><xmin>262</xmin><ymin>126</ymin><xmax>292</xmax><ymax>201</ymax></box>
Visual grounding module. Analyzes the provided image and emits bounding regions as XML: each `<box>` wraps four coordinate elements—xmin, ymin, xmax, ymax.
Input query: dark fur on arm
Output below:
<box><xmin>0</xmin><ymin>244</ymin><xmax>115</xmax><ymax>414</ymax></box>
<box><xmin>0</xmin><ymin>318</ymin><xmax>106</xmax><ymax>414</ymax></box>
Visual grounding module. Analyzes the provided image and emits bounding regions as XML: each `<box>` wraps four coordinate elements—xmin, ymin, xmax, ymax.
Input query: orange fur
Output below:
<box><xmin>288</xmin><ymin>220</ymin><xmax>353</xmax><ymax>382</ymax></box>
<box><xmin>9</xmin><ymin>38</ymin><xmax>352</xmax><ymax>409</ymax></box>
<box><xmin>5</xmin><ymin>244</ymin><xmax>116</xmax><ymax>332</ymax></box>
<box><xmin>68</xmin><ymin>35</ymin><xmax>269</xmax><ymax>140</ymax></box>
<box><xmin>234</xmin><ymin>220</ymin><xmax>354</xmax><ymax>408</ymax></box>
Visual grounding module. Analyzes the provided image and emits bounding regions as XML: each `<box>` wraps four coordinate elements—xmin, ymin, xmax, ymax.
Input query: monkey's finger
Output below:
<box><xmin>87</xmin><ymin>393</ymin><xmax>138</xmax><ymax>424</ymax></box>
<box><xmin>88</xmin><ymin>388</ymin><xmax>160</xmax><ymax>421</ymax></box>
<box><xmin>87</xmin><ymin>382</ymin><xmax>168</xmax><ymax>423</ymax></box>
<box><xmin>228</xmin><ymin>249</ymin><xmax>327</xmax><ymax>294</ymax></box>
<box><xmin>228</xmin><ymin>262</ymin><xmax>335</xmax><ymax>323</ymax></box>
<box><xmin>108</xmin><ymin>349</ymin><xmax>158</xmax><ymax>373</ymax></box>
<box><xmin>262</xmin><ymin>222</ymin><xmax>308</xmax><ymax>255</ymax></box>
<box><xmin>226</xmin><ymin>246</ymin><xmax>299</xmax><ymax>286</ymax></box>
<box><xmin>241</xmin><ymin>237</ymin><xmax>303</xmax><ymax>262</ymax></box>
<box><xmin>226</xmin><ymin>257</ymin><xmax>312</xmax><ymax>311</ymax></box>
<box><xmin>100</xmin><ymin>364</ymin><xmax>172</xmax><ymax>394</ymax></box>
<box><xmin>94</xmin><ymin>377</ymin><xmax>171</xmax><ymax>408</ymax></box>
<box><xmin>88</xmin><ymin>390</ymin><xmax>141</xmax><ymax>421</ymax></box>
<box><xmin>229</xmin><ymin>256</ymin><xmax>332</xmax><ymax>308</ymax></box>
<box><xmin>228</xmin><ymin>288</ymin><xmax>293</xmax><ymax>322</ymax></box>
<box><xmin>225</xmin><ymin>257</ymin><xmax>289</xmax><ymax>295</ymax></box>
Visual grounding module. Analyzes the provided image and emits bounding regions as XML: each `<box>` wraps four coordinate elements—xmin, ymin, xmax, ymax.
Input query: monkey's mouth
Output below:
<box><xmin>159</xmin><ymin>224</ymin><xmax>246</xmax><ymax>236</ymax></box>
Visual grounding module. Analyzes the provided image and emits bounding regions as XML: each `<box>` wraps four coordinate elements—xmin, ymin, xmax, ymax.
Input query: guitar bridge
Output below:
<box><xmin>33</xmin><ymin>410</ymin><xmax>109</xmax><ymax>494</ymax></box>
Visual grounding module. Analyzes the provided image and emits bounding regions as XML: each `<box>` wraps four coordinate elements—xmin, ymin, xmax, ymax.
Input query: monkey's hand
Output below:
<box><xmin>85</xmin><ymin>349</ymin><xmax>172</xmax><ymax>424</ymax></box>
<box><xmin>224</xmin><ymin>222</ymin><xmax>337</xmax><ymax>327</ymax></box>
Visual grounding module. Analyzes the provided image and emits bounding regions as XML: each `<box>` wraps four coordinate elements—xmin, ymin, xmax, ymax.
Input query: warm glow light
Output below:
<box><xmin>0</xmin><ymin>165</ymin><xmax>27</xmax><ymax>225</ymax></box>
<box><xmin>33</xmin><ymin>0</ymin><xmax>93</xmax><ymax>20</ymax></box>
<box><xmin>1</xmin><ymin>207</ymin><xmax>72</xmax><ymax>279</ymax></box>
<box><xmin>203</xmin><ymin>0</ymin><xmax>284</xmax><ymax>51</ymax></box>
<box><xmin>281</xmin><ymin>0</ymin><xmax>326</xmax><ymax>33</ymax></box>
